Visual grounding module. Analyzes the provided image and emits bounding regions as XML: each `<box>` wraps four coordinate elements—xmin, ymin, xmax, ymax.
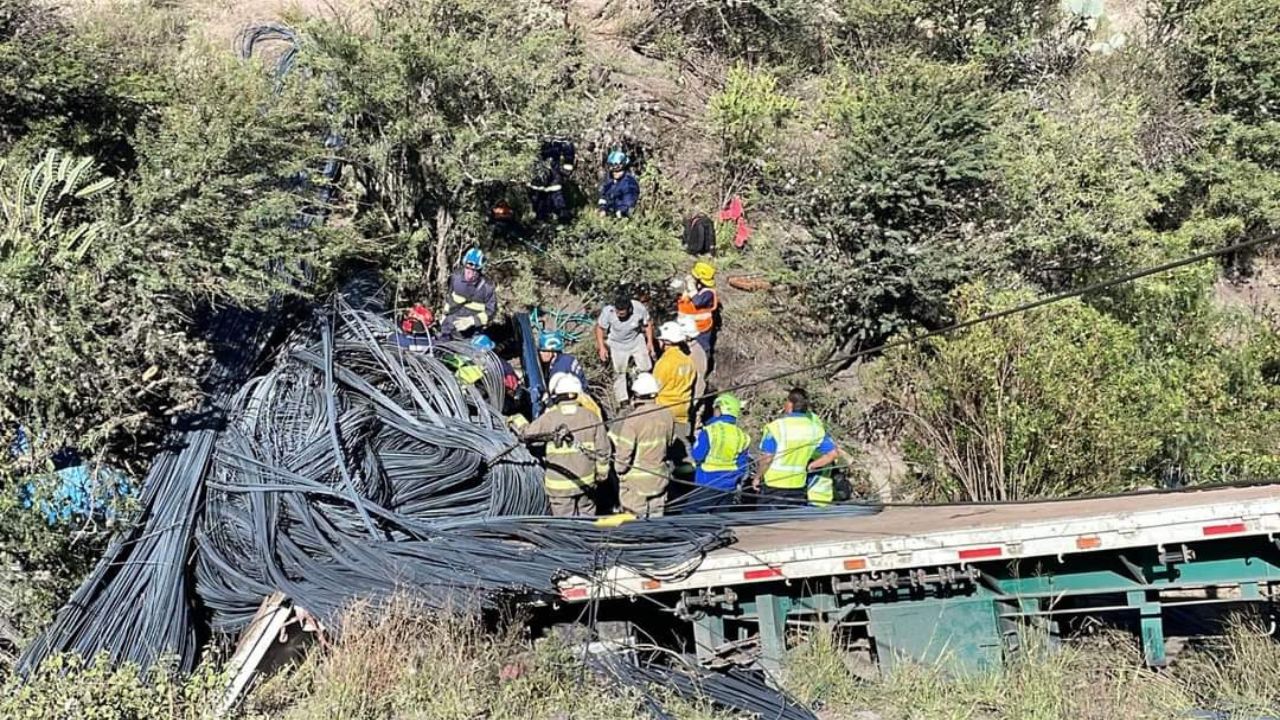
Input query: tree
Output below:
<box><xmin>301</xmin><ymin>0</ymin><xmax>601</xmax><ymax>303</ymax></box>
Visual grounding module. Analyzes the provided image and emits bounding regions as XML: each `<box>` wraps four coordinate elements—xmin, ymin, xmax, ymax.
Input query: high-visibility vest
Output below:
<box><xmin>807</xmin><ymin>472</ymin><xmax>833</xmax><ymax>506</ymax></box>
<box><xmin>677</xmin><ymin>289</ymin><xmax>718</xmax><ymax>334</ymax></box>
<box><xmin>762</xmin><ymin>415</ymin><xmax>825</xmax><ymax>490</ymax></box>
<box><xmin>700</xmin><ymin>421</ymin><xmax>749</xmax><ymax>473</ymax></box>
<box><xmin>803</xmin><ymin>412</ymin><xmax>834</xmax><ymax>505</ymax></box>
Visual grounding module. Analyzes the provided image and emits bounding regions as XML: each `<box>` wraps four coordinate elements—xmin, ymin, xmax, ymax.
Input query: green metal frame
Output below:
<box><xmin>688</xmin><ymin>536</ymin><xmax>1280</xmax><ymax>672</ymax></box>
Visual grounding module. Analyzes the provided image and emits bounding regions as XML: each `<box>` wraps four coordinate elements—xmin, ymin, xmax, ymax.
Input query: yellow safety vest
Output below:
<box><xmin>762</xmin><ymin>415</ymin><xmax>825</xmax><ymax>490</ymax></box>
<box><xmin>701</xmin><ymin>421</ymin><xmax>748</xmax><ymax>473</ymax></box>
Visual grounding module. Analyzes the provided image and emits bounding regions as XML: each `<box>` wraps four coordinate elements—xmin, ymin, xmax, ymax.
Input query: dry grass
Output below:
<box><xmin>243</xmin><ymin>598</ymin><xmax>648</xmax><ymax>720</ymax></box>
<box><xmin>787</xmin><ymin>627</ymin><xmax>1195</xmax><ymax>720</ymax></box>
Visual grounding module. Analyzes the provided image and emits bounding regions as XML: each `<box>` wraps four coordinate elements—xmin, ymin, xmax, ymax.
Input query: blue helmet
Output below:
<box><xmin>606</xmin><ymin>149</ymin><xmax>629</xmax><ymax>168</ymax></box>
<box><xmin>471</xmin><ymin>334</ymin><xmax>495</xmax><ymax>351</ymax></box>
<box><xmin>539</xmin><ymin>332</ymin><xmax>565</xmax><ymax>352</ymax></box>
<box><xmin>463</xmin><ymin>247</ymin><xmax>485</xmax><ymax>269</ymax></box>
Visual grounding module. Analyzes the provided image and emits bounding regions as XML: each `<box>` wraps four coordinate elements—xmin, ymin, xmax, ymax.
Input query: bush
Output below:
<box><xmin>630</xmin><ymin>0</ymin><xmax>832</xmax><ymax>69</ymax></box>
<box><xmin>886</xmin><ymin>282</ymin><xmax>1280</xmax><ymax>501</ymax></box>
<box><xmin>776</xmin><ymin>59</ymin><xmax>999</xmax><ymax>350</ymax></box>
<box><xmin>0</xmin><ymin>652</ymin><xmax>225</xmax><ymax>720</ymax></box>
<box><xmin>991</xmin><ymin>87</ymin><xmax>1165</xmax><ymax>289</ymax></box>
<box><xmin>885</xmin><ymin>285</ymin><xmax>1169</xmax><ymax>501</ymax></box>
<box><xmin>707</xmin><ymin>64</ymin><xmax>798</xmax><ymax>196</ymax></box>
<box><xmin>540</xmin><ymin>211</ymin><xmax>685</xmax><ymax>303</ymax></box>
<box><xmin>301</xmin><ymin>0</ymin><xmax>599</xmax><ymax>305</ymax></box>
<box><xmin>1183</xmin><ymin>0</ymin><xmax>1280</xmax><ymax>121</ymax></box>
<box><xmin>0</xmin><ymin>0</ymin><xmax>161</xmax><ymax>169</ymax></box>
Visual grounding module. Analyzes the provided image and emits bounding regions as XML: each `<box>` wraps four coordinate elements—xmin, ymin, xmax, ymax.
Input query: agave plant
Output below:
<box><xmin>0</xmin><ymin>149</ymin><xmax>116</xmax><ymax>277</ymax></box>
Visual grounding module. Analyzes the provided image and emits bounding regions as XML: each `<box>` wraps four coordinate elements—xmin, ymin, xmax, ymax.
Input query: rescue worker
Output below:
<box><xmin>598</xmin><ymin>150</ymin><xmax>639</xmax><ymax>218</ymax></box>
<box><xmin>441</xmin><ymin>248</ymin><xmax>497</xmax><ymax>338</ymax></box>
<box><xmin>653</xmin><ymin>321</ymin><xmax>695</xmax><ymax>460</ymax></box>
<box><xmin>676</xmin><ymin>261</ymin><xmax>719</xmax><ymax>370</ymax></box>
<box><xmin>472</xmin><ymin>334</ymin><xmax>520</xmax><ymax>408</ymax></box>
<box><xmin>687</xmin><ymin>393</ymin><xmax>750</xmax><ymax>513</ymax></box>
<box><xmin>522</xmin><ymin>374</ymin><xmax>610</xmax><ymax>517</ymax></box>
<box><xmin>395</xmin><ymin>304</ymin><xmax>435</xmax><ymax>352</ymax></box>
<box><xmin>753</xmin><ymin>388</ymin><xmax>839</xmax><ymax>509</ymax></box>
<box><xmin>548</xmin><ymin>371</ymin><xmax>603</xmax><ymax>421</ymax></box>
<box><xmin>595</xmin><ymin>288</ymin><xmax>655</xmax><ymax>405</ymax></box>
<box><xmin>678</xmin><ymin>316</ymin><xmax>708</xmax><ymax>424</ymax></box>
<box><xmin>529</xmin><ymin>140</ymin><xmax>575</xmax><ymax>224</ymax></box>
<box><xmin>539</xmin><ymin>332</ymin><xmax>588</xmax><ymax>389</ymax></box>
<box><xmin>610</xmin><ymin>373</ymin><xmax>675</xmax><ymax>517</ymax></box>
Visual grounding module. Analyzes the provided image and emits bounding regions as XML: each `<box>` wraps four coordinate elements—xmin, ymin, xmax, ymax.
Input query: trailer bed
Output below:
<box><xmin>559</xmin><ymin>484</ymin><xmax>1280</xmax><ymax>601</ymax></box>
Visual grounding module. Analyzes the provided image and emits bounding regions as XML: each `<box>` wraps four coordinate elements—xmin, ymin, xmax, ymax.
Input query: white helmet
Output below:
<box><xmin>677</xmin><ymin>315</ymin><xmax>699</xmax><ymax>341</ymax></box>
<box><xmin>548</xmin><ymin>372</ymin><xmax>583</xmax><ymax>398</ymax></box>
<box><xmin>631</xmin><ymin>372</ymin><xmax>659</xmax><ymax>397</ymax></box>
<box><xmin>658</xmin><ymin>321</ymin><xmax>685</xmax><ymax>344</ymax></box>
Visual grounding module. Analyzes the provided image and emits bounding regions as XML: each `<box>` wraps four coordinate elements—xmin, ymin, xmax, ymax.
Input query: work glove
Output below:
<box><xmin>683</xmin><ymin>276</ymin><xmax>697</xmax><ymax>297</ymax></box>
<box><xmin>453</xmin><ymin>316</ymin><xmax>476</xmax><ymax>332</ymax></box>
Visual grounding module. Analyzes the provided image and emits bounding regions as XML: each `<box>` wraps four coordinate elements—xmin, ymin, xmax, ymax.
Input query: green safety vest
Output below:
<box><xmin>700</xmin><ymin>421</ymin><xmax>749</xmax><ymax>473</ymax></box>
<box><xmin>762</xmin><ymin>415</ymin><xmax>825</xmax><ymax>490</ymax></box>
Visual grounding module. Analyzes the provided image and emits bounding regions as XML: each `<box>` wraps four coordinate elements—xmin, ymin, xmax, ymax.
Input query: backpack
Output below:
<box><xmin>683</xmin><ymin>214</ymin><xmax>715</xmax><ymax>256</ymax></box>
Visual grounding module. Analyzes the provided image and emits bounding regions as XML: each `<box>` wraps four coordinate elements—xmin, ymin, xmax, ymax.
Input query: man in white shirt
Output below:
<box><xmin>595</xmin><ymin>288</ymin><xmax>655</xmax><ymax>405</ymax></box>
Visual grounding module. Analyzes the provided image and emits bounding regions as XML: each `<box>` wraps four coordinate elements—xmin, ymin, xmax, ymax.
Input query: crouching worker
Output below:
<box><xmin>522</xmin><ymin>374</ymin><xmax>610</xmax><ymax>517</ymax></box>
<box><xmin>610</xmin><ymin>373</ymin><xmax>674</xmax><ymax>518</ymax></box>
<box><xmin>441</xmin><ymin>247</ymin><xmax>497</xmax><ymax>338</ymax></box>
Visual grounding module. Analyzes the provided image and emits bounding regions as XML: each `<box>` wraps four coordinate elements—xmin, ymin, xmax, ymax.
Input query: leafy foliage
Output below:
<box><xmin>707</xmin><ymin>64</ymin><xmax>798</xmax><ymax>197</ymax></box>
<box><xmin>0</xmin><ymin>0</ymin><xmax>160</xmax><ymax>169</ymax></box>
<box><xmin>301</xmin><ymin>0</ymin><xmax>599</xmax><ymax>305</ymax></box>
<box><xmin>886</xmin><ymin>284</ymin><xmax>1280</xmax><ymax>502</ymax></box>
<box><xmin>777</xmin><ymin>59</ymin><xmax>998</xmax><ymax>349</ymax></box>
<box><xmin>991</xmin><ymin>88</ymin><xmax>1165</xmax><ymax>289</ymax></box>
<box><xmin>0</xmin><ymin>652</ymin><xmax>225</xmax><ymax>719</ymax></box>
<box><xmin>1183</xmin><ymin>0</ymin><xmax>1280</xmax><ymax>121</ymax></box>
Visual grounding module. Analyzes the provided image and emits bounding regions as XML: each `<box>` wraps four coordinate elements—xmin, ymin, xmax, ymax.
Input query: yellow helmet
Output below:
<box><xmin>692</xmin><ymin>261</ymin><xmax>716</xmax><ymax>287</ymax></box>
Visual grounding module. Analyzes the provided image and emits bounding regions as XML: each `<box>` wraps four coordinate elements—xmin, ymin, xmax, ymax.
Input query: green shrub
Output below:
<box><xmin>0</xmin><ymin>0</ymin><xmax>162</xmax><ymax>169</ymax></box>
<box><xmin>991</xmin><ymin>89</ymin><xmax>1165</xmax><ymax>289</ymax></box>
<box><xmin>1183</xmin><ymin>0</ymin><xmax>1280</xmax><ymax>121</ymax></box>
<box><xmin>540</xmin><ymin>211</ymin><xmax>685</xmax><ymax>303</ymax></box>
<box><xmin>777</xmin><ymin>59</ymin><xmax>999</xmax><ymax>349</ymax></box>
<box><xmin>707</xmin><ymin>64</ymin><xmax>798</xmax><ymax>195</ymax></box>
<box><xmin>886</xmin><ymin>284</ymin><xmax>1169</xmax><ymax>501</ymax></box>
<box><xmin>630</xmin><ymin>0</ymin><xmax>831</xmax><ymax>69</ymax></box>
<box><xmin>301</xmin><ymin>0</ymin><xmax>599</xmax><ymax>305</ymax></box>
<box><xmin>886</xmin><ymin>281</ymin><xmax>1280</xmax><ymax>501</ymax></box>
<box><xmin>0</xmin><ymin>652</ymin><xmax>224</xmax><ymax>720</ymax></box>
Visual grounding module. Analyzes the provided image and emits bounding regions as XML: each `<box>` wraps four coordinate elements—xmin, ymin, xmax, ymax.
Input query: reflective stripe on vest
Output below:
<box><xmin>677</xmin><ymin>289</ymin><xmax>718</xmax><ymax>334</ymax></box>
<box><xmin>451</xmin><ymin>292</ymin><xmax>490</xmax><ymax>324</ymax></box>
<box><xmin>807</xmin><ymin>472</ymin><xmax>833</xmax><ymax>506</ymax></box>
<box><xmin>701</xmin><ymin>422</ymin><xmax>748</xmax><ymax>473</ymax></box>
<box><xmin>763</xmin><ymin>416</ymin><xmax>824</xmax><ymax>490</ymax></box>
<box><xmin>544</xmin><ymin>442</ymin><xmax>595</xmax><ymax>491</ymax></box>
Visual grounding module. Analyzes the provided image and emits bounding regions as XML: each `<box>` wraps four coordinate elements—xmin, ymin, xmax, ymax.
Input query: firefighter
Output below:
<box><xmin>610</xmin><ymin>373</ymin><xmax>675</xmax><ymax>517</ymax></box>
<box><xmin>653</xmin><ymin>321</ymin><xmax>695</xmax><ymax>458</ymax></box>
<box><xmin>678</xmin><ymin>316</ymin><xmax>708</xmax><ymax>425</ymax></box>
<box><xmin>522</xmin><ymin>374</ymin><xmax>610</xmax><ymax>517</ymax></box>
<box><xmin>598</xmin><ymin>149</ymin><xmax>640</xmax><ymax>218</ymax></box>
<box><xmin>441</xmin><ymin>247</ymin><xmax>497</xmax><ymax>338</ymax></box>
